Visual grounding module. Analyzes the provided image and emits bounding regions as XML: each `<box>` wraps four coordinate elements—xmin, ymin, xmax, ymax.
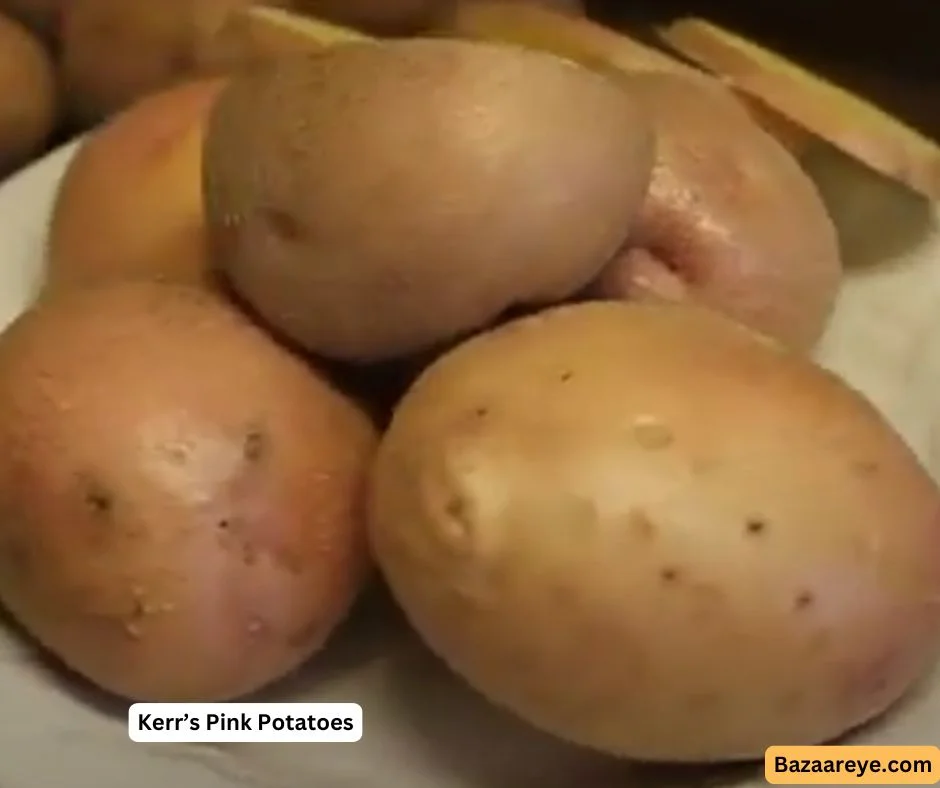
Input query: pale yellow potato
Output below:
<box><xmin>370</xmin><ymin>300</ymin><xmax>940</xmax><ymax>762</ymax></box>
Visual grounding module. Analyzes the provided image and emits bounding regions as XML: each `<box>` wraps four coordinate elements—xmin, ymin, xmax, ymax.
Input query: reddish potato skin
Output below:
<box><xmin>593</xmin><ymin>73</ymin><xmax>842</xmax><ymax>351</ymax></box>
<box><xmin>45</xmin><ymin>78</ymin><xmax>226</xmax><ymax>296</ymax></box>
<box><xmin>0</xmin><ymin>283</ymin><xmax>377</xmax><ymax>701</ymax></box>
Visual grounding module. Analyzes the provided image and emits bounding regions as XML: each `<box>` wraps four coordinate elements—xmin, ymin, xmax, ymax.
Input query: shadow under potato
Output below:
<box><xmin>0</xmin><ymin>604</ymin><xmax>128</xmax><ymax>719</ymax></box>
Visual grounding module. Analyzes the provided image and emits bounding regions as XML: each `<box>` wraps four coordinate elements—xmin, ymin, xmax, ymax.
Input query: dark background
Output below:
<box><xmin>586</xmin><ymin>0</ymin><xmax>940</xmax><ymax>139</ymax></box>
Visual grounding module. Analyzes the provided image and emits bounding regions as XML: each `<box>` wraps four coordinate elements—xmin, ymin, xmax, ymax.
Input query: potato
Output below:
<box><xmin>0</xmin><ymin>283</ymin><xmax>377</xmax><ymax>702</ymax></box>
<box><xmin>592</xmin><ymin>72</ymin><xmax>842</xmax><ymax>351</ymax></box>
<box><xmin>495</xmin><ymin>0</ymin><xmax>584</xmax><ymax>14</ymax></box>
<box><xmin>203</xmin><ymin>38</ymin><xmax>654</xmax><ymax>363</ymax></box>
<box><xmin>0</xmin><ymin>12</ymin><xmax>56</xmax><ymax>175</ymax></box>
<box><xmin>370</xmin><ymin>301</ymin><xmax>940</xmax><ymax>762</ymax></box>
<box><xmin>199</xmin><ymin>5</ymin><xmax>369</xmax><ymax>74</ymax></box>
<box><xmin>45</xmin><ymin>78</ymin><xmax>226</xmax><ymax>296</ymax></box>
<box><xmin>292</xmin><ymin>0</ymin><xmax>450</xmax><ymax>34</ymax></box>
<box><xmin>440</xmin><ymin>1</ymin><xmax>702</xmax><ymax>77</ymax></box>
<box><xmin>60</xmin><ymin>0</ymin><xmax>293</xmax><ymax>126</ymax></box>
<box><xmin>0</xmin><ymin>0</ymin><xmax>61</xmax><ymax>42</ymax></box>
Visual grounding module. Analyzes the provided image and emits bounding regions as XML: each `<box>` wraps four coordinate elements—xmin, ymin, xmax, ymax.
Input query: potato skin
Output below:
<box><xmin>0</xmin><ymin>283</ymin><xmax>377</xmax><ymax>702</ymax></box>
<box><xmin>294</xmin><ymin>0</ymin><xmax>450</xmax><ymax>33</ymax></box>
<box><xmin>203</xmin><ymin>38</ymin><xmax>654</xmax><ymax>362</ymax></box>
<box><xmin>370</xmin><ymin>301</ymin><xmax>940</xmax><ymax>761</ymax></box>
<box><xmin>0</xmin><ymin>12</ymin><xmax>56</xmax><ymax>175</ymax></box>
<box><xmin>593</xmin><ymin>72</ymin><xmax>842</xmax><ymax>351</ymax></box>
<box><xmin>0</xmin><ymin>0</ymin><xmax>61</xmax><ymax>41</ymax></box>
<box><xmin>45</xmin><ymin>78</ymin><xmax>226</xmax><ymax>296</ymax></box>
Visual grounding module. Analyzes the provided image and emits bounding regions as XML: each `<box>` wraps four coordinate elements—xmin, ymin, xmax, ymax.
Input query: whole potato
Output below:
<box><xmin>45</xmin><ymin>78</ymin><xmax>226</xmax><ymax>295</ymax></box>
<box><xmin>0</xmin><ymin>283</ymin><xmax>377</xmax><ymax>702</ymax></box>
<box><xmin>203</xmin><ymin>38</ymin><xmax>654</xmax><ymax>362</ymax></box>
<box><xmin>0</xmin><ymin>12</ymin><xmax>57</xmax><ymax>175</ymax></box>
<box><xmin>370</xmin><ymin>301</ymin><xmax>940</xmax><ymax>762</ymax></box>
<box><xmin>593</xmin><ymin>72</ymin><xmax>842</xmax><ymax>351</ymax></box>
<box><xmin>60</xmin><ymin>0</ymin><xmax>292</xmax><ymax>126</ymax></box>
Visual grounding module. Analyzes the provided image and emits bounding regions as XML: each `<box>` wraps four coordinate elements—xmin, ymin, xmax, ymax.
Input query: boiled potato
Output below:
<box><xmin>45</xmin><ymin>78</ymin><xmax>226</xmax><ymax>295</ymax></box>
<box><xmin>370</xmin><ymin>301</ymin><xmax>940</xmax><ymax>762</ymax></box>
<box><xmin>203</xmin><ymin>38</ymin><xmax>654</xmax><ymax>362</ymax></box>
<box><xmin>0</xmin><ymin>283</ymin><xmax>377</xmax><ymax>702</ymax></box>
<box><xmin>592</xmin><ymin>72</ymin><xmax>842</xmax><ymax>351</ymax></box>
<box><xmin>0</xmin><ymin>11</ymin><xmax>57</xmax><ymax>175</ymax></box>
<box><xmin>60</xmin><ymin>0</ymin><xmax>292</xmax><ymax>126</ymax></box>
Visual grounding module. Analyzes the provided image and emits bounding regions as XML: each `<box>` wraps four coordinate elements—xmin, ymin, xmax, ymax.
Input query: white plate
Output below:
<box><xmin>0</xmin><ymin>143</ymin><xmax>939</xmax><ymax>788</ymax></box>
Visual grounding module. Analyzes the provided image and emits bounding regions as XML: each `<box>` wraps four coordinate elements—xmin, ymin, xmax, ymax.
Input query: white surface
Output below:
<box><xmin>0</xmin><ymin>144</ymin><xmax>939</xmax><ymax>787</ymax></box>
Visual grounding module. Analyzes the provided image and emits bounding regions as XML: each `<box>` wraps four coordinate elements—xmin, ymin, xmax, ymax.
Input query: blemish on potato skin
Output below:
<box><xmin>121</xmin><ymin>593</ymin><xmax>149</xmax><ymax>640</ymax></box>
<box><xmin>261</xmin><ymin>207</ymin><xmax>304</xmax><ymax>243</ymax></box>
<box><xmin>558</xmin><ymin>370</ymin><xmax>573</xmax><ymax>382</ymax></box>
<box><xmin>627</xmin><ymin>509</ymin><xmax>657</xmax><ymax>542</ymax></box>
<box><xmin>442</xmin><ymin>495</ymin><xmax>474</xmax><ymax>547</ymax></box>
<box><xmin>853</xmin><ymin>459</ymin><xmax>879</xmax><ymax>477</ymax></box>
<box><xmin>162</xmin><ymin>443</ymin><xmax>189</xmax><ymax>465</ymax></box>
<box><xmin>632</xmin><ymin>415</ymin><xmax>674</xmax><ymax>450</ymax></box>
<box><xmin>660</xmin><ymin>566</ymin><xmax>681</xmax><ymax>584</ymax></box>
<box><xmin>243</xmin><ymin>428</ymin><xmax>266</xmax><ymax>463</ymax></box>
<box><xmin>242</xmin><ymin>543</ymin><xmax>258</xmax><ymax>567</ymax></box>
<box><xmin>83</xmin><ymin>480</ymin><xmax>114</xmax><ymax>518</ymax></box>
<box><xmin>794</xmin><ymin>590</ymin><xmax>815</xmax><ymax>611</ymax></box>
<box><xmin>745</xmin><ymin>518</ymin><xmax>768</xmax><ymax>536</ymax></box>
<box><xmin>473</xmin><ymin>406</ymin><xmax>489</xmax><ymax>418</ymax></box>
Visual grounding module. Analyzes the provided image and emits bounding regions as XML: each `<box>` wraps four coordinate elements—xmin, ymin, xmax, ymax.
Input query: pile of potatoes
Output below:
<box><xmin>1</xmin><ymin>0</ymin><xmax>940</xmax><ymax>767</ymax></box>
